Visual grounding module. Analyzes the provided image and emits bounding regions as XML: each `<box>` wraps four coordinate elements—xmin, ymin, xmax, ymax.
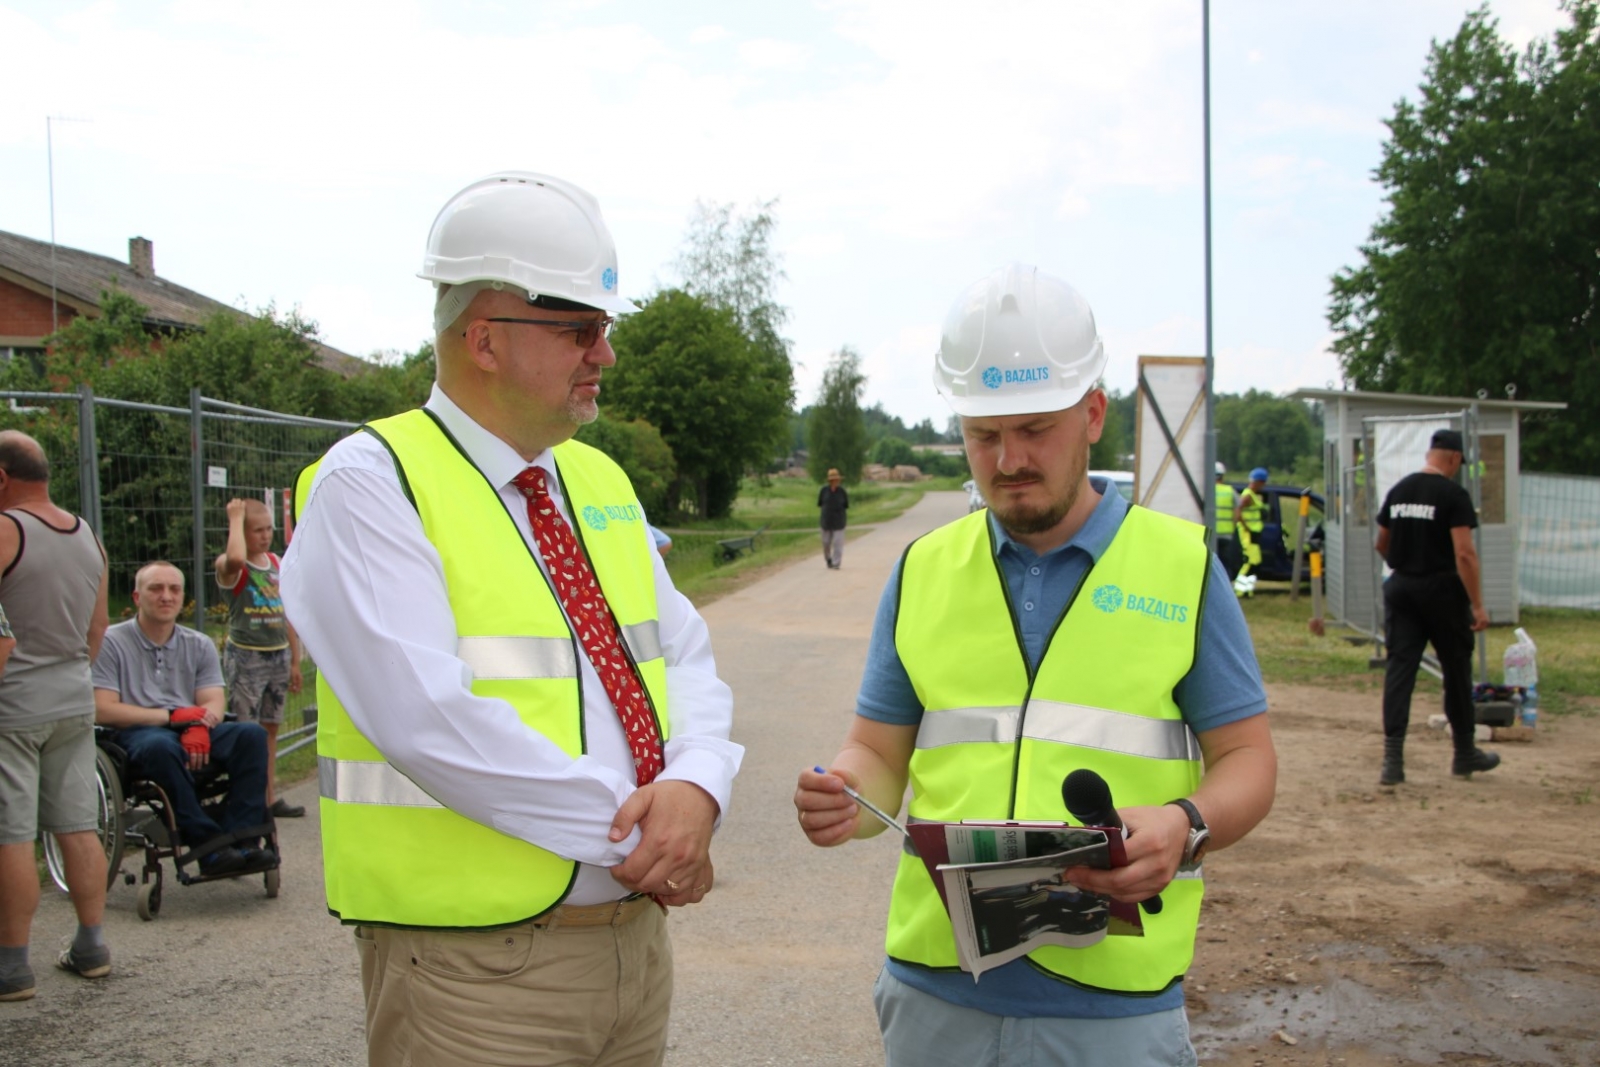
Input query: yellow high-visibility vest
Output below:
<box><xmin>1238</xmin><ymin>488</ymin><xmax>1266</xmax><ymax>533</ymax></box>
<box><xmin>296</xmin><ymin>409</ymin><xmax>668</xmax><ymax>929</ymax></box>
<box><xmin>886</xmin><ymin>506</ymin><xmax>1208</xmax><ymax>994</ymax></box>
<box><xmin>1215</xmin><ymin>483</ymin><xmax>1237</xmax><ymax>536</ymax></box>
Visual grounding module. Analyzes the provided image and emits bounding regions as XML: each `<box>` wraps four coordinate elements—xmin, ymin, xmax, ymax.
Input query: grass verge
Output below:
<box><xmin>1240</xmin><ymin>584</ymin><xmax>1598</xmax><ymax>717</ymax></box>
<box><xmin>660</xmin><ymin>477</ymin><xmax>942</xmax><ymax>604</ymax></box>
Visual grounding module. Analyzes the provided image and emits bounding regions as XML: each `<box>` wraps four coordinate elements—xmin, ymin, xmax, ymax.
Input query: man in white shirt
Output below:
<box><xmin>282</xmin><ymin>172</ymin><xmax>742</xmax><ymax>1067</ymax></box>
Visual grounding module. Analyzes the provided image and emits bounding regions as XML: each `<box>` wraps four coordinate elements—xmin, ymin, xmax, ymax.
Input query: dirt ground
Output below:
<box><xmin>1186</xmin><ymin>683</ymin><xmax>1600</xmax><ymax>1067</ymax></box>
<box><xmin>10</xmin><ymin>491</ymin><xmax>1597</xmax><ymax>1066</ymax></box>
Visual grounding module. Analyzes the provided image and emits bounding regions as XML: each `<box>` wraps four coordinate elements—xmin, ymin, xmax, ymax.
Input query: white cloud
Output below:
<box><xmin>736</xmin><ymin>37</ymin><xmax>810</xmax><ymax>71</ymax></box>
<box><xmin>2</xmin><ymin>0</ymin><xmax>1572</xmax><ymax>433</ymax></box>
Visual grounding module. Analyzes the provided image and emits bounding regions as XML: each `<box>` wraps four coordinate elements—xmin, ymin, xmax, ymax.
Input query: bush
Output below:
<box><xmin>914</xmin><ymin>450</ymin><xmax>970</xmax><ymax>479</ymax></box>
<box><xmin>870</xmin><ymin>436</ymin><xmax>916</xmax><ymax>468</ymax></box>
<box><xmin>574</xmin><ymin>415</ymin><xmax>676</xmax><ymax>518</ymax></box>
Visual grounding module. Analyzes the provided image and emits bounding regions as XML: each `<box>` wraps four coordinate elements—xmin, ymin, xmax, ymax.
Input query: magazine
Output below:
<box><xmin>906</xmin><ymin>821</ymin><xmax>1143</xmax><ymax>981</ymax></box>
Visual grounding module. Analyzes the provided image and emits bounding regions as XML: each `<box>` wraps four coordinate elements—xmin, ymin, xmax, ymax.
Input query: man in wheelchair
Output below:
<box><xmin>91</xmin><ymin>561</ymin><xmax>276</xmax><ymax>878</ymax></box>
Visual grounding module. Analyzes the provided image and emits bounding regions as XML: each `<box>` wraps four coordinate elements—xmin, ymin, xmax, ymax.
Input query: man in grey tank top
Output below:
<box><xmin>0</xmin><ymin>431</ymin><xmax>112</xmax><ymax>1001</ymax></box>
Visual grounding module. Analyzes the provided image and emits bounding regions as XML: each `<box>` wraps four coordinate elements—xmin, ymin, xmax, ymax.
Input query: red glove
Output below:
<box><xmin>168</xmin><ymin>706</ymin><xmax>207</xmax><ymax>727</ymax></box>
<box><xmin>180</xmin><ymin>724</ymin><xmax>211</xmax><ymax>759</ymax></box>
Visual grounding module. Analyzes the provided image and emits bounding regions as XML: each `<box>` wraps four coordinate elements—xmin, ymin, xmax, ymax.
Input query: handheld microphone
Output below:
<box><xmin>1061</xmin><ymin>769</ymin><xmax>1163</xmax><ymax>915</ymax></box>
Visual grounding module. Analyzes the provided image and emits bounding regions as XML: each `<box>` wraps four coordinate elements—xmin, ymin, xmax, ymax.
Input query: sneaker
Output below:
<box><xmin>199</xmin><ymin>847</ymin><xmax>247</xmax><ymax>876</ymax></box>
<box><xmin>270</xmin><ymin>798</ymin><xmax>306</xmax><ymax>818</ymax></box>
<box><xmin>0</xmin><ymin>970</ymin><xmax>35</xmax><ymax>1002</ymax></box>
<box><xmin>1452</xmin><ymin>749</ymin><xmax>1502</xmax><ymax>779</ymax></box>
<box><xmin>57</xmin><ymin>945</ymin><xmax>111</xmax><ymax>980</ymax></box>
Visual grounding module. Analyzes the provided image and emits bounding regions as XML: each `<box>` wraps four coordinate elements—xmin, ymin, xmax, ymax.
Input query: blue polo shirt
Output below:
<box><xmin>857</xmin><ymin>477</ymin><xmax>1268</xmax><ymax>1018</ymax></box>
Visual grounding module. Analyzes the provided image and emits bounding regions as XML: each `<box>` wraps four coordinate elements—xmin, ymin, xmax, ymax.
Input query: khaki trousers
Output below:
<box><xmin>355</xmin><ymin>902</ymin><xmax>672</xmax><ymax>1067</ymax></box>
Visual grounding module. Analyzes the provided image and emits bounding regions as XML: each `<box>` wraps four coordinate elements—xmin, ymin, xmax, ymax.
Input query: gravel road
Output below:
<box><xmin>7</xmin><ymin>490</ymin><xmax>969</xmax><ymax>1067</ymax></box>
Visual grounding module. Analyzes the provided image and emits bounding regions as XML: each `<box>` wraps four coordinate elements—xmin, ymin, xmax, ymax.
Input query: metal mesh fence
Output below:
<box><xmin>1520</xmin><ymin>472</ymin><xmax>1600</xmax><ymax>610</ymax></box>
<box><xmin>0</xmin><ymin>389</ymin><xmax>359</xmax><ymax>760</ymax></box>
<box><xmin>94</xmin><ymin>397</ymin><xmax>193</xmax><ymax>602</ymax></box>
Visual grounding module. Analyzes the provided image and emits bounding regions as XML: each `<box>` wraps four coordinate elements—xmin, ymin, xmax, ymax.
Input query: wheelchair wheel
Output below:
<box><xmin>44</xmin><ymin>745</ymin><xmax>125</xmax><ymax>894</ymax></box>
<box><xmin>136</xmin><ymin>876</ymin><xmax>162</xmax><ymax>921</ymax></box>
<box><xmin>264</xmin><ymin>866</ymin><xmax>281</xmax><ymax>899</ymax></box>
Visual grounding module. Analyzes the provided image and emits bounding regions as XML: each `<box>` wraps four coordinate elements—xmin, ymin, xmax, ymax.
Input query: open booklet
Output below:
<box><xmin>906</xmin><ymin>821</ymin><xmax>1143</xmax><ymax>981</ymax></box>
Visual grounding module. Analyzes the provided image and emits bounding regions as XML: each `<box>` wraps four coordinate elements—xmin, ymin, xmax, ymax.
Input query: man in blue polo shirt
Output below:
<box><xmin>794</xmin><ymin>264</ymin><xmax>1277</xmax><ymax>1066</ymax></box>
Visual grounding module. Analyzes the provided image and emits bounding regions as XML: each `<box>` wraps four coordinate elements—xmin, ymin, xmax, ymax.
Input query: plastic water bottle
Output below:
<box><xmin>1521</xmin><ymin>687</ymin><xmax>1539</xmax><ymax>728</ymax></box>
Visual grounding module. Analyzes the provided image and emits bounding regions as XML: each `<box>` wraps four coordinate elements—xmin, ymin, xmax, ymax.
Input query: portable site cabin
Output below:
<box><xmin>1290</xmin><ymin>388</ymin><xmax>1566</xmax><ymax>632</ymax></box>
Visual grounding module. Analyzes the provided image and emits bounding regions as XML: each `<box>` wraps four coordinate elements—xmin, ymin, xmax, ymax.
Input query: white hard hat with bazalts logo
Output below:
<box><xmin>933</xmin><ymin>263</ymin><xmax>1106</xmax><ymax>418</ymax></box>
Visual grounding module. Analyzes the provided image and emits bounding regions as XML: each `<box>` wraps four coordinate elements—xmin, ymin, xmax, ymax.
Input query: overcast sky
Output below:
<box><xmin>0</xmin><ymin>0</ymin><xmax>1573</xmax><ymax>428</ymax></box>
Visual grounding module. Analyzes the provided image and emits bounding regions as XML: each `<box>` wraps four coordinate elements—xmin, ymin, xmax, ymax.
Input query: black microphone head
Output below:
<box><xmin>1062</xmin><ymin>769</ymin><xmax>1113</xmax><ymax>824</ymax></box>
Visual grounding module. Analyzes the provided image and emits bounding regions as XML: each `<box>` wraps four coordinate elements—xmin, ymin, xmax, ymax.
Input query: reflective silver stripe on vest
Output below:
<box><xmin>320</xmin><ymin>756</ymin><xmax>444</xmax><ymax>808</ymax></box>
<box><xmin>915</xmin><ymin>706</ymin><xmax>1023</xmax><ymax>748</ymax></box>
<box><xmin>457</xmin><ymin>636</ymin><xmax>577</xmax><ymax>680</ymax></box>
<box><xmin>620</xmin><ymin>619</ymin><xmax>662</xmax><ymax>663</ymax></box>
<box><xmin>915</xmin><ymin>702</ymin><xmax>1200</xmax><ymax>762</ymax></box>
<box><xmin>1024</xmin><ymin>700</ymin><xmax>1201</xmax><ymax>762</ymax></box>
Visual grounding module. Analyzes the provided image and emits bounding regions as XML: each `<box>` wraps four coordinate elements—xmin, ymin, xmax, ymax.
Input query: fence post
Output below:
<box><xmin>190</xmin><ymin>387</ymin><xmax>206</xmax><ymax>626</ymax></box>
<box><xmin>76</xmin><ymin>382</ymin><xmax>102</xmax><ymax>535</ymax></box>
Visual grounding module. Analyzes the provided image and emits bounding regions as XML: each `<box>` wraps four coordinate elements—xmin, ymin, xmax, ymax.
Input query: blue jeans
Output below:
<box><xmin>111</xmin><ymin>722</ymin><xmax>270</xmax><ymax>849</ymax></box>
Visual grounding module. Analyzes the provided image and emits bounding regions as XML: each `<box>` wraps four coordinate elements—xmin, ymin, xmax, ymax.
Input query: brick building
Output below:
<box><xmin>0</xmin><ymin>229</ymin><xmax>360</xmax><ymax>372</ymax></box>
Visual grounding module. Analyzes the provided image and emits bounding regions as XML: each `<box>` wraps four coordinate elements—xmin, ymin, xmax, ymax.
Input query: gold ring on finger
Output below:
<box><xmin>665</xmin><ymin>879</ymin><xmax>681</xmax><ymax>891</ymax></box>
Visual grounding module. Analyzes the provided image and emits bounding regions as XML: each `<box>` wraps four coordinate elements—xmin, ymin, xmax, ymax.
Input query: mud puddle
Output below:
<box><xmin>1191</xmin><ymin>941</ymin><xmax>1600</xmax><ymax>1065</ymax></box>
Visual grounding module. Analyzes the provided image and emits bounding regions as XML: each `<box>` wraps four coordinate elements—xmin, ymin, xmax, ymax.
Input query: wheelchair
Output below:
<box><xmin>43</xmin><ymin>728</ymin><xmax>281</xmax><ymax>920</ymax></box>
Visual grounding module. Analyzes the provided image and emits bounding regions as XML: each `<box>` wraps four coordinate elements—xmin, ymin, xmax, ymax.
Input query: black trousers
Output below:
<box><xmin>1216</xmin><ymin>536</ymin><xmax>1243</xmax><ymax>581</ymax></box>
<box><xmin>1382</xmin><ymin>572</ymin><xmax>1475</xmax><ymax>751</ymax></box>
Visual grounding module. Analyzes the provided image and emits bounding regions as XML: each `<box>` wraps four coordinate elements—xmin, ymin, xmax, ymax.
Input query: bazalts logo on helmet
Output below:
<box><xmin>981</xmin><ymin>365</ymin><xmax>1052</xmax><ymax>389</ymax></box>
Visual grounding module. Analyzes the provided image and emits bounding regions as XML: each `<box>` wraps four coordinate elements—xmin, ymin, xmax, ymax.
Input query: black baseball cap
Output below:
<box><xmin>1430</xmin><ymin>429</ymin><xmax>1464</xmax><ymax>453</ymax></box>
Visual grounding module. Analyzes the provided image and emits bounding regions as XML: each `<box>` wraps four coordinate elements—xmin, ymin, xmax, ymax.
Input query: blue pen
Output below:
<box><xmin>813</xmin><ymin>765</ymin><xmax>912</xmax><ymax>842</ymax></box>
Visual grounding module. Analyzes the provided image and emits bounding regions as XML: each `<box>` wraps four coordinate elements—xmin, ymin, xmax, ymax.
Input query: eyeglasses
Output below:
<box><xmin>473</xmin><ymin>316</ymin><xmax>616</xmax><ymax>348</ymax></box>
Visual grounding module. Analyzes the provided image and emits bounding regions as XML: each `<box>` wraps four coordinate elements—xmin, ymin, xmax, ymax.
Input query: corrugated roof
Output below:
<box><xmin>1291</xmin><ymin>387</ymin><xmax>1566</xmax><ymax>412</ymax></box>
<box><xmin>0</xmin><ymin>229</ymin><xmax>365</xmax><ymax>375</ymax></box>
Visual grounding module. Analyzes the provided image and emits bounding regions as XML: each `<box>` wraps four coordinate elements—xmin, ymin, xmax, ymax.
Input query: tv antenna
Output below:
<box><xmin>46</xmin><ymin>115</ymin><xmax>92</xmax><ymax>335</ymax></box>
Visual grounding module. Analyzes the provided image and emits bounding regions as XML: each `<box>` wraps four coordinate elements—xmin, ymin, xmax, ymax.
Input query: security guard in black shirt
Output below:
<box><xmin>1374</xmin><ymin>429</ymin><xmax>1498</xmax><ymax>786</ymax></box>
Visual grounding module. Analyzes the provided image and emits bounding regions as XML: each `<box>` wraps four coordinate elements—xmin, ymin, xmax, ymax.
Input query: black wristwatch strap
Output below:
<box><xmin>1167</xmin><ymin>797</ymin><xmax>1210</xmax><ymax>865</ymax></box>
<box><xmin>1168</xmin><ymin>797</ymin><xmax>1205</xmax><ymax>832</ymax></box>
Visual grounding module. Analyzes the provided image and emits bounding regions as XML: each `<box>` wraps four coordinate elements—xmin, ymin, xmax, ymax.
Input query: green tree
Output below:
<box><xmin>672</xmin><ymin>199</ymin><xmax>798</xmax><ymax>494</ymax></box>
<box><xmin>869</xmin><ymin>435</ymin><xmax>916</xmax><ymax>469</ymax></box>
<box><xmin>1091</xmin><ymin>387</ymin><xmax>1132</xmax><ymax>469</ymax></box>
<box><xmin>806</xmin><ymin>347</ymin><xmax>869</xmax><ymax>483</ymax></box>
<box><xmin>574</xmin><ymin>414</ymin><xmax>676</xmax><ymax>519</ymax></box>
<box><xmin>1214</xmin><ymin>390</ymin><xmax>1319</xmax><ymax>476</ymax></box>
<box><xmin>605</xmin><ymin>289</ymin><xmax>792</xmax><ymax>518</ymax></box>
<box><xmin>1329</xmin><ymin>1</ymin><xmax>1600</xmax><ymax>475</ymax></box>
<box><xmin>0</xmin><ymin>289</ymin><xmax>436</xmax><ymax>583</ymax></box>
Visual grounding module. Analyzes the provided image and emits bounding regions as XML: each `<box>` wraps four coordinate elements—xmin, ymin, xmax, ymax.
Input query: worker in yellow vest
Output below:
<box><xmin>1214</xmin><ymin>462</ymin><xmax>1242</xmax><ymax>581</ymax></box>
<box><xmin>794</xmin><ymin>264</ymin><xmax>1277</xmax><ymax>1065</ymax></box>
<box><xmin>1233</xmin><ymin>467</ymin><xmax>1269</xmax><ymax>596</ymax></box>
<box><xmin>282</xmin><ymin>172</ymin><xmax>742</xmax><ymax>1065</ymax></box>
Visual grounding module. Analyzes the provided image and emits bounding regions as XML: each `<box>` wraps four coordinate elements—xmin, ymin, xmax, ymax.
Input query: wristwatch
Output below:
<box><xmin>1167</xmin><ymin>798</ymin><xmax>1211</xmax><ymax>866</ymax></box>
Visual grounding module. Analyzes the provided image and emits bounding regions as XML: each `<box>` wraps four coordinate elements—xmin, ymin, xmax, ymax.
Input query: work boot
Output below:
<box><xmin>1452</xmin><ymin>748</ymin><xmax>1501</xmax><ymax>779</ymax></box>
<box><xmin>1379</xmin><ymin>738</ymin><xmax>1405</xmax><ymax>787</ymax></box>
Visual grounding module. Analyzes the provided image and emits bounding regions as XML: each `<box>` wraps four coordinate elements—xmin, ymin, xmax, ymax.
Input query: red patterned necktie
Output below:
<box><xmin>514</xmin><ymin>466</ymin><xmax>664</xmax><ymax>786</ymax></box>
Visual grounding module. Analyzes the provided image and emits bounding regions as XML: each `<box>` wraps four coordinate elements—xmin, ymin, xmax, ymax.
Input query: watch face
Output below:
<box><xmin>1189</xmin><ymin>828</ymin><xmax>1211</xmax><ymax>864</ymax></box>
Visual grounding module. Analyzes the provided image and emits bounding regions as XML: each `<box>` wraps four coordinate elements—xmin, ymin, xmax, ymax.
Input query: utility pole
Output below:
<box><xmin>1201</xmin><ymin>0</ymin><xmax>1218</xmax><ymax>535</ymax></box>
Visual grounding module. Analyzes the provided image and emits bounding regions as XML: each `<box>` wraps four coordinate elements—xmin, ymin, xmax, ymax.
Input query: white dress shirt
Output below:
<box><xmin>281</xmin><ymin>387</ymin><xmax>741</xmax><ymax>904</ymax></box>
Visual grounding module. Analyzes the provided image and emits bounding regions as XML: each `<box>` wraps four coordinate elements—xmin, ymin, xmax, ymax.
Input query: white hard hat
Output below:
<box><xmin>419</xmin><ymin>171</ymin><xmax>639</xmax><ymax>320</ymax></box>
<box><xmin>933</xmin><ymin>263</ymin><xmax>1106</xmax><ymax>418</ymax></box>
<box><xmin>1216</xmin><ymin>461</ymin><xmax>1227</xmax><ymax>476</ymax></box>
